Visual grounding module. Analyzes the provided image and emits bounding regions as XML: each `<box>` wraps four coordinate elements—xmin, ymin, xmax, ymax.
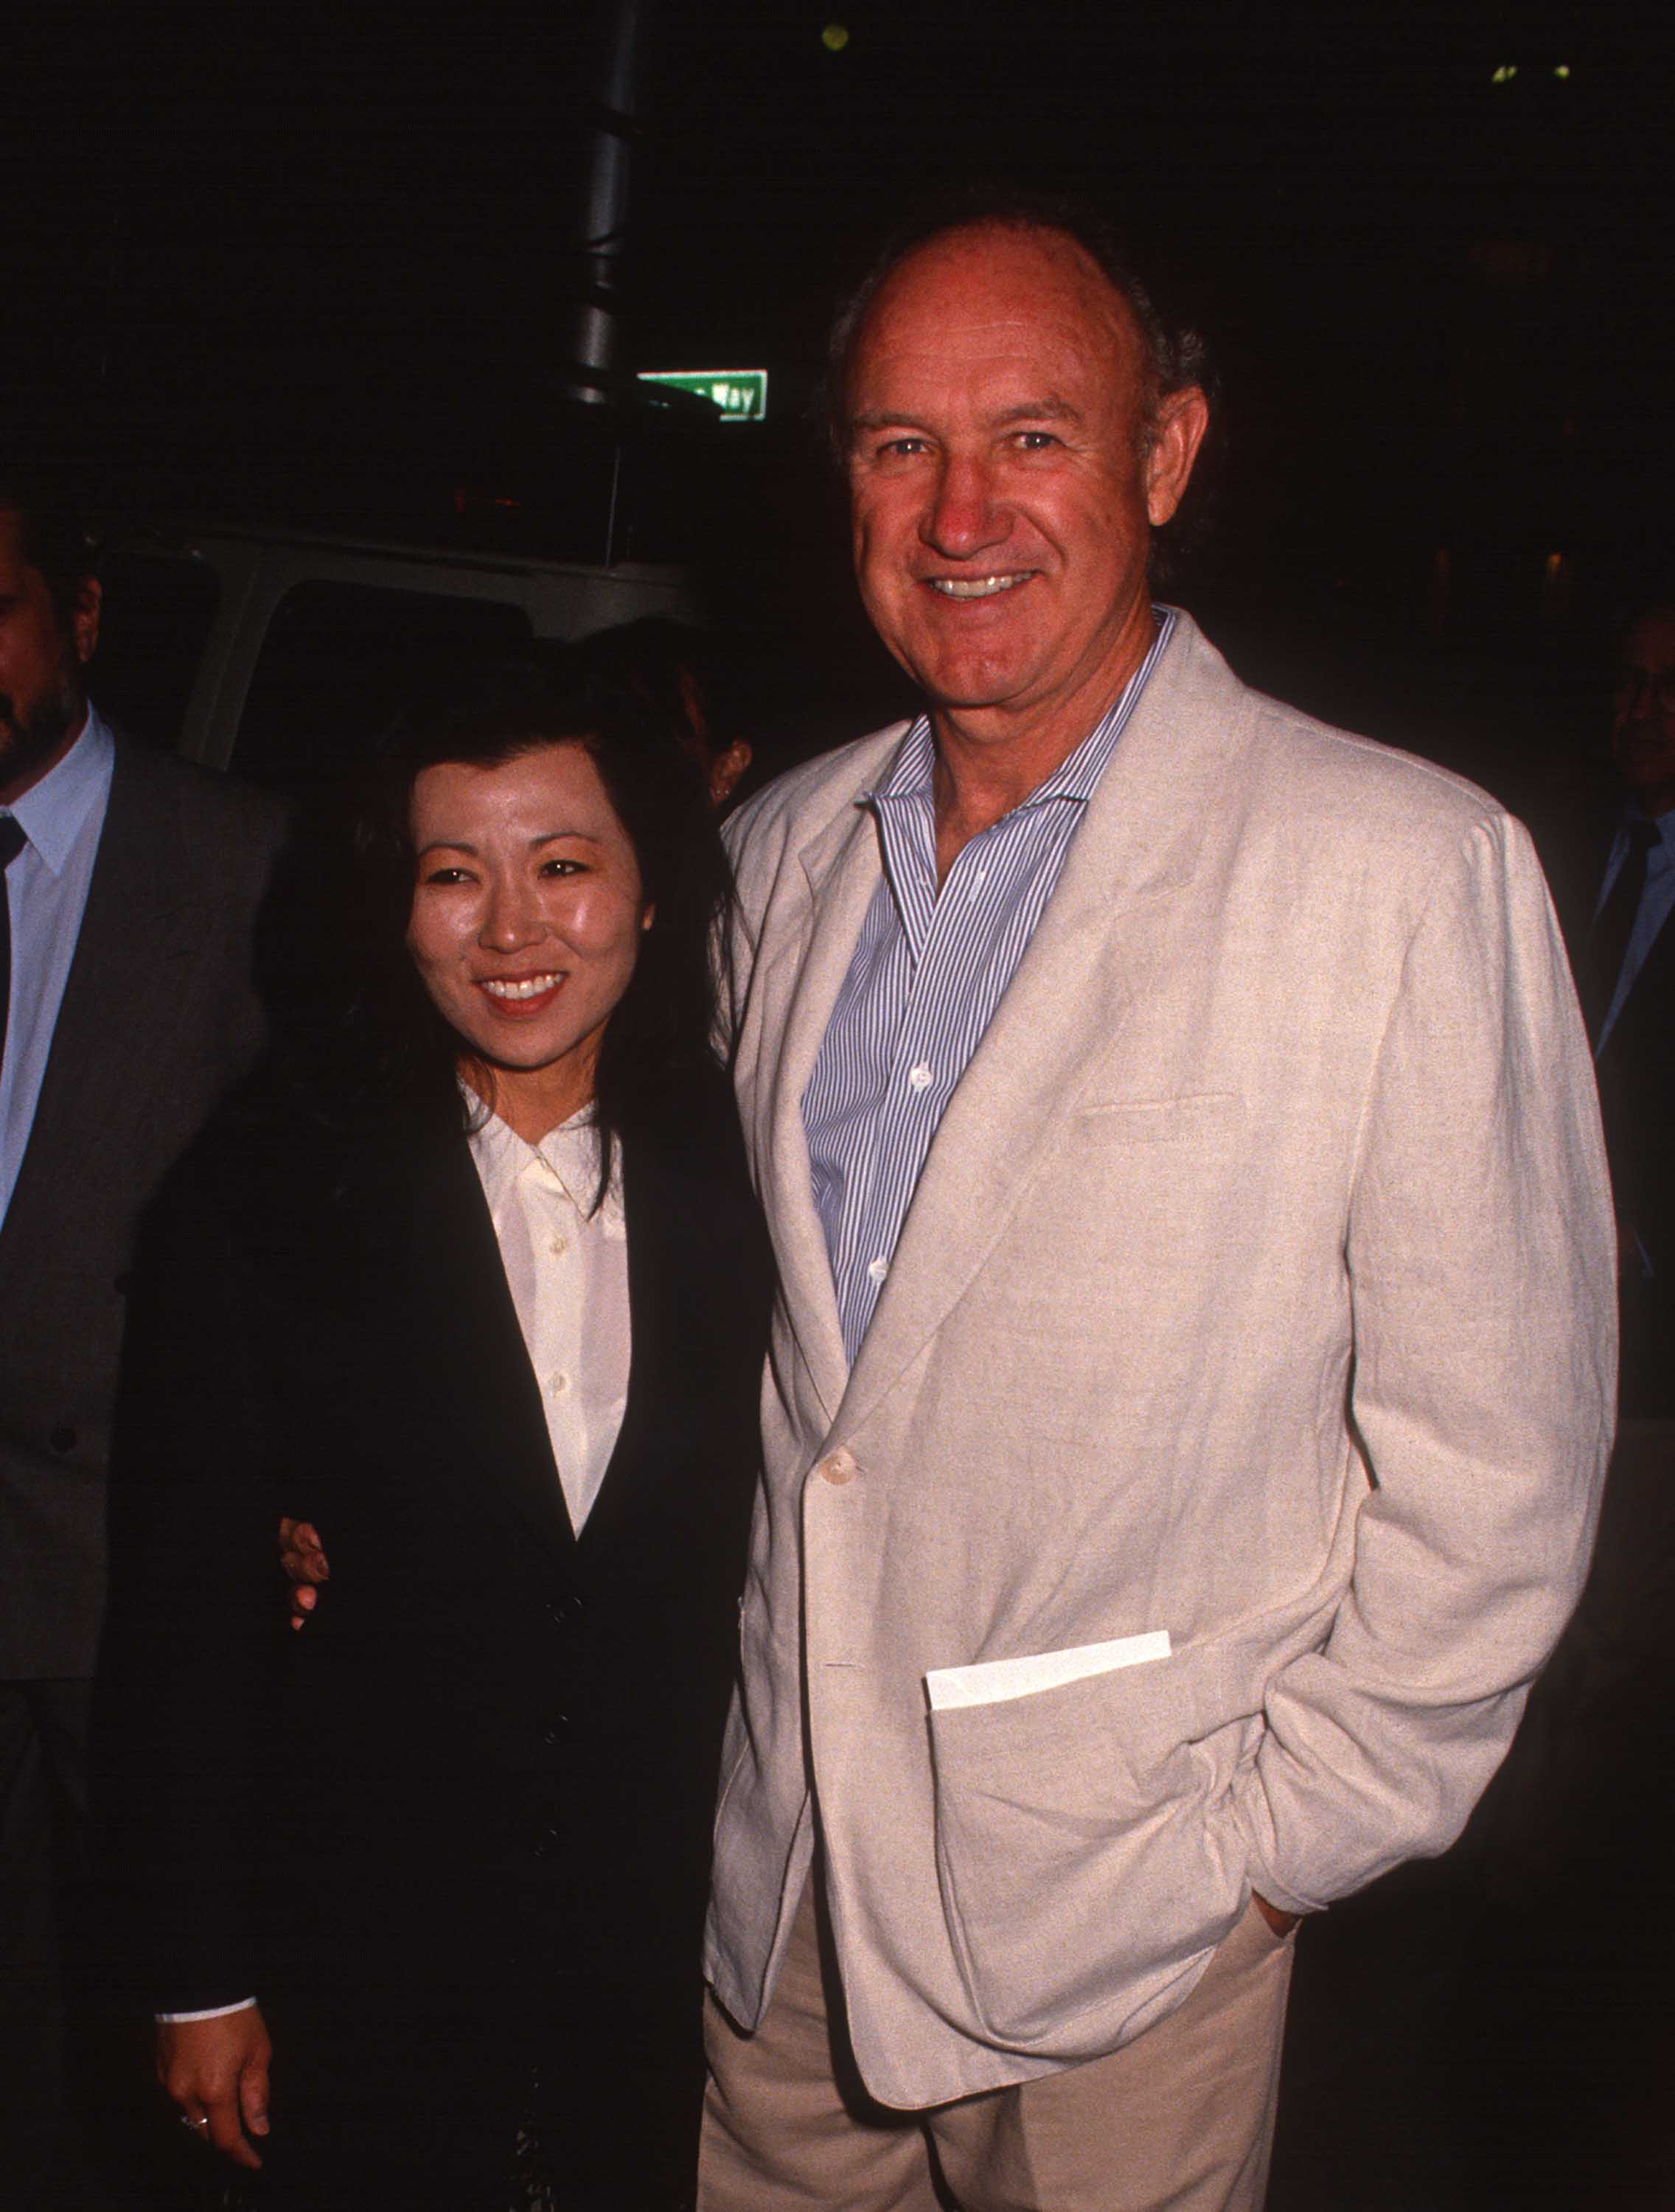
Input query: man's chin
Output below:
<box><xmin>0</xmin><ymin>693</ymin><xmax>83</xmax><ymax>802</ymax></box>
<box><xmin>904</xmin><ymin>651</ymin><xmax>1037</xmax><ymax>718</ymax></box>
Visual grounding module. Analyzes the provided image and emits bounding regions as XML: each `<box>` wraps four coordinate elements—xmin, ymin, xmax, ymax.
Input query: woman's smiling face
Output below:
<box><xmin>405</xmin><ymin>739</ymin><xmax>650</xmax><ymax>1138</ymax></box>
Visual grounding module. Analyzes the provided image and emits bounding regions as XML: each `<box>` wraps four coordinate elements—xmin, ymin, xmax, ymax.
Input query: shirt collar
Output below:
<box><xmin>1</xmin><ymin>706</ymin><xmax>115</xmax><ymax>879</ymax></box>
<box><xmin>865</xmin><ymin>606</ymin><xmax>1177</xmax><ymax>818</ymax></box>
<box><xmin>466</xmin><ymin>1099</ymin><xmax>619</xmax><ymax>1220</ymax></box>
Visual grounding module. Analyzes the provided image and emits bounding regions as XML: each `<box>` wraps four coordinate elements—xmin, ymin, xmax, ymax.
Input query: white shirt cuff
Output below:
<box><xmin>156</xmin><ymin>1997</ymin><xmax>259</xmax><ymax>2023</ymax></box>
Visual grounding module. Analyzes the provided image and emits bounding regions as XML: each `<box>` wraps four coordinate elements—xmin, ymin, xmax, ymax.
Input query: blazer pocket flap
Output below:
<box><xmin>925</xmin><ymin>1630</ymin><xmax>1171</xmax><ymax>1711</ymax></box>
<box><xmin>1072</xmin><ymin>1091</ymin><xmax>1244</xmax><ymax>1142</ymax></box>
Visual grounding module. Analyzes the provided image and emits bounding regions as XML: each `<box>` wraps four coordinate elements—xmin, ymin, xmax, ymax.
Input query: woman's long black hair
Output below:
<box><xmin>285</xmin><ymin>655</ymin><xmax>731</xmax><ymax>1197</ymax></box>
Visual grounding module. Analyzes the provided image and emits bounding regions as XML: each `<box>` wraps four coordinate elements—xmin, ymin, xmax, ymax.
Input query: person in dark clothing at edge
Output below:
<box><xmin>1</xmin><ymin>473</ymin><xmax>285</xmax><ymax>2209</ymax></box>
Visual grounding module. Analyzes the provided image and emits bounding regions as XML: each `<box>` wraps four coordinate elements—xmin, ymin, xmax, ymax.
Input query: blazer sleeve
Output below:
<box><xmin>1233</xmin><ymin>810</ymin><xmax>1617</xmax><ymax>1915</ymax></box>
<box><xmin>91</xmin><ymin>1145</ymin><xmax>288</xmax><ymax>2014</ymax></box>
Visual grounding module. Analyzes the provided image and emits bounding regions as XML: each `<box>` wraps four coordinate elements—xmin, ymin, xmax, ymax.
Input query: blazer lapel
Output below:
<box><xmin>394</xmin><ymin>1127</ymin><xmax>576</xmax><ymax>1566</ymax></box>
<box><xmin>750</xmin><ymin>779</ymin><xmax>895</xmax><ymax>1424</ymax></box>
<box><xmin>0</xmin><ymin>744</ymin><xmax>201</xmax><ymax>1283</ymax></box>
<box><xmin>1601</xmin><ymin>879</ymin><xmax>1675</xmax><ymax>1060</ymax></box>
<box><xmin>561</xmin><ymin>1121</ymin><xmax>690</xmax><ymax>1555</ymax></box>
<box><xmin>835</xmin><ymin>617</ymin><xmax>1259</xmax><ymax>1437</ymax></box>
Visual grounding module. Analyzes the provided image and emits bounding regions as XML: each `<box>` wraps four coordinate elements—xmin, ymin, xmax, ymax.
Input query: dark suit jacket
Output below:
<box><xmin>94</xmin><ymin>1067</ymin><xmax>772</xmax><ymax>2198</ymax></box>
<box><xmin>0</xmin><ymin>734</ymin><xmax>285</xmax><ymax>1680</ymax></box>
<box><xmin>1548</xmin><ymin>815</ymin><xmax>1675</xmax><ymax>1415</ymax></box>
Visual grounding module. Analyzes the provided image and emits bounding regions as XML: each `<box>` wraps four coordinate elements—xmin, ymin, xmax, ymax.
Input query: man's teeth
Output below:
<box><xmin>927</xmin><ymin>574</ymin><xmax>1031</xmax><ymax>599</ymax></box>
<box><xmin>481</xmin><ymin>973</ymin><xmax>561</xmax><ymax>1000</ymax></box>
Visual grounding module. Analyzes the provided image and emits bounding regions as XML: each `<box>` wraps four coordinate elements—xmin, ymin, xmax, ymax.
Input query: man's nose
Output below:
<box><xmin>919</xmin><ymin>453</ymin><xmax>1009</xmax><ymax>560</ymax></box>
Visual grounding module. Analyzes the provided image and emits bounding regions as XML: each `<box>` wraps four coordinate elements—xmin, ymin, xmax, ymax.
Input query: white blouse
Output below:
<box><xmin>466</xmin><ymin>1105</ymin><xmax>631</xmax><ymax>1536</ymax></box>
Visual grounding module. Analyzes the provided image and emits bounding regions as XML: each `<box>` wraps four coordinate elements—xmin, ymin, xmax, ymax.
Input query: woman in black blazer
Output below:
<box><xmin>94</xmin><ymin>667</ymin><xmax>772</xmax><ymax>2211</ymax></box>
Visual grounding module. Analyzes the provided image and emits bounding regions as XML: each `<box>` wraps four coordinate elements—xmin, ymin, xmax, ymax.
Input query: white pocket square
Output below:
<box><xmin>925</xmin><ymin>1630</ymin><xmax>1171</xmax><ymax>1711</ymax></box>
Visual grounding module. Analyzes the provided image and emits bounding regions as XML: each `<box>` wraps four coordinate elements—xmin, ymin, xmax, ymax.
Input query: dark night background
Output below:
<box><xmin>10</xmin><ymin>4</ymin><xmax>1675</xmax><ymax>2205</ymax></box>
<box><xmin>10</xmin><ymin>0</ymin><xmax>1674</xmax><ymax>807</ymax></box>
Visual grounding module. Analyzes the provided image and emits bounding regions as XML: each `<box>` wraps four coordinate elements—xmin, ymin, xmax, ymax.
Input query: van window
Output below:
<box><xmin>92</xmin><ymin>548</ymin><xmax>221</xmax><ymax>751</ymax></box>
<box><xmin>232</xmin><ymin>580</ymin><xmax>533</xmax><ymax>793</ymax></box>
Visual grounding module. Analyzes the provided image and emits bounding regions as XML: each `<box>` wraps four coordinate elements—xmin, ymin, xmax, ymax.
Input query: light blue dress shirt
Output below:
<box><xmin>0</xmin><ymin>707</ymin><xmax>116</xmax><ymax>1226</ymax></box>
<box><xmin>803</xmin><ymin>611</ymin><xmax>1174</xmax><ymax>1363</ymax></box>
<box><xmin>1592</xmin><ymin>801</ymin><xmax>1675</xmax><ymax>1054</ymax></box>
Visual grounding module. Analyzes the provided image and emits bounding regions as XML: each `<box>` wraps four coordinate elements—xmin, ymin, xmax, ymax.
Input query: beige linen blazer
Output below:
<box><xmin>706</xmin><ymin>613</ymin><xmax>1616</xmax><ymax>2109</ymax></box>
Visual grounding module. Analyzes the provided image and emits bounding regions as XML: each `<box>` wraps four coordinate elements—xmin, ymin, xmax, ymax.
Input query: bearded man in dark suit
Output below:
<box><xmin>0</xmin><ymin>476</ymin><xmax>286</xmax><ymax>2206</ymax></box>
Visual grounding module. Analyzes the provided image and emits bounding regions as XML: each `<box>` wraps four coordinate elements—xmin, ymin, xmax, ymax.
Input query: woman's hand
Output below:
<box><xmin>156</xmin><ymin>2008</ymin><xmax>273</xmax><ymax>2168</ymax></box>
<box><xmin>279</xmin><ymin>1517</ymin><xmax>330</xmax><ymax>1630</ymax></box>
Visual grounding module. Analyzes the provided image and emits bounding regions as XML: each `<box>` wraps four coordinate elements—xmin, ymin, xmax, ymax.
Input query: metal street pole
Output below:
<box><xmin>569</xmin><ymin>0</ymin><xmax>647</xmax><ymax>406</ymax></box>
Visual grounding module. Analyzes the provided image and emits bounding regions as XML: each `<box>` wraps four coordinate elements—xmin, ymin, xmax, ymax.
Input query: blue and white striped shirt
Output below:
<box><xmin>803</xmin><ymin>610</ymin><xmax>1175</xmax><ymax>1363</ymax></box>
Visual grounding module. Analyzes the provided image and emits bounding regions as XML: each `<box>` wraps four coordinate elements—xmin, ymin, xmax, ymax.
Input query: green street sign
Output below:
<box><xmin>638</xmin><ymin>369</ymin><xmax>768</xmax><ymax>422</ymax></box>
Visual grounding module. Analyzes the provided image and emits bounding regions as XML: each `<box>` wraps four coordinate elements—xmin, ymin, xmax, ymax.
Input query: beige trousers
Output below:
<box><xmin>700</xmin><ymin>1877</ymin><xmax>1295</xmax><ymax>2212</ymax></box>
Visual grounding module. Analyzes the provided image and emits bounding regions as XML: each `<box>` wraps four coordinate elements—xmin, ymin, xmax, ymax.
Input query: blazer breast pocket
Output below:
<box><xmin>1071</xmin><ymin>1091</ymin><xmax>1246</xmax><ymax>1144</ymax></box>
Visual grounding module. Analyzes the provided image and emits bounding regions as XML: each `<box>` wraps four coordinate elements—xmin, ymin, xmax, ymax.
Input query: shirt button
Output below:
<box><xmin>549</xmin><ymin>1371</ymin><xmax>571</xmax><ymax>1397</ymax></box>
<box><xmin>819</xmin><ymin>1450</ymin><xmax>857</xmax><ymax>1486</ymax></box>
<box><xmin>907</xmin><ymin>1062</ymin><xmax>933</xmax><ymax>1091</ymax></box>
<box><xmin>866</xmin><ymin>1257</ymin><xmax>888</xmax><ymax>1284</ymax></box>
<box><xmin>550</xmin><ymin>1234</ymin><xmax>568</xmax><ymax>1258</ymax></box>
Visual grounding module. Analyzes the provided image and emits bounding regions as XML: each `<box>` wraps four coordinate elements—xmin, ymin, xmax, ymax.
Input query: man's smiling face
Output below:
<box><xmin>843</xmin><ymin>222</ymin><xmax>1205</xmax><ymax>759</ymax></box>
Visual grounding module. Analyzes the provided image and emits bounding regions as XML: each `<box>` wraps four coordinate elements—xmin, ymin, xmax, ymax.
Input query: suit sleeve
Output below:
<box><xmin>91</xmin><ymin>1149</ymin><xmax>288</xmax><ymax>2014</ymax></box>
<box><xmin>1233</xmin><ymin>811</ymin><xmax>1617</xmax><ymax>1914</ymax></box>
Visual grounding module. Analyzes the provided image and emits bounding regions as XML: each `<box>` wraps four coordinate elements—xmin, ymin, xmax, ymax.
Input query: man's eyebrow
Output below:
<box><xmin>848</xmin><ymin>409</ymin><xmax>932</xmax><ymax>439</ymax></box>
<box><xmin>993</xmin><ymin>396</ymin><xmax>1082</xmax><ymax>425</ymax></box>
<box><xmin>847</xmin><ymin>396</ymin><xmax>1084</xmax><ymax>439</ymax></box>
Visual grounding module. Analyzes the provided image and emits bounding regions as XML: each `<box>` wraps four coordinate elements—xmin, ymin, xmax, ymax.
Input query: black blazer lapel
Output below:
<box><xmin>393</xmin><ymin>1127</ymin><xmax>577</xmax><ymax>1568</ymax></box>
<box><xmin>571</xmin><ymin>1129</ymin><xmax>671</xmax><ymax>1555</ymax></box>
<box><xmin>576</xmin><ymin>1099</ymin><xmax>770</xmax><ymax>1560</ymax></box>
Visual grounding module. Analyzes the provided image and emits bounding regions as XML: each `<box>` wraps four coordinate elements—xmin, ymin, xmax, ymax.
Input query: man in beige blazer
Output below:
<box><xmin>700</xmin><ymin>195</ymin><xmax>1615</xmax><ymax>2212</ymax></box>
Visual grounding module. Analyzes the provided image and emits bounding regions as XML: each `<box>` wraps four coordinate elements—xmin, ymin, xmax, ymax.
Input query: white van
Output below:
<box><xmin>93</xmin><ymin>518</ymin><xmax>696</xmax><ymax>788</ymax></box>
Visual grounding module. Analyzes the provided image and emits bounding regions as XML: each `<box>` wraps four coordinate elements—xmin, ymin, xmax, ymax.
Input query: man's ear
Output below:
<box><xmin>1143</xmin><ymin>386</ymin><xmax>1210</xmax><ymax>529</ymax></box>
<box><xmin>72</xmin><ymin>577</ymin><xmax>102</xmax><ymax>667</ymax></box>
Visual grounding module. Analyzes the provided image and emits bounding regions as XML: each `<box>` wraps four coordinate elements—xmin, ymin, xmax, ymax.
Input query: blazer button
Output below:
<box><xmin>818</xmin><ymin>1448</ymin><xmax>857</xmax><ymax>1486</ymax></box>
<box><xmin>532</xmin><ymin>1824</ymin><xmax>564</xmax><ymax>1861</ymax></box>
<box><xmin>49</xmin><ymin>1425</ymin><xmax>77</xmax><ymax>1457</ymax></box>
<box><xmin>543</xmin><ymin>1714</ymin><xmax>571</xmax><ymax>1746</ymax></box>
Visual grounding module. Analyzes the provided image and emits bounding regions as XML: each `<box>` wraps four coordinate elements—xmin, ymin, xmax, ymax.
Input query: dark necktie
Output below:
<box><xmin>0</xmin><ymin>815</ymin><xmax>27</xmax><ymax>1080</ymax></box>
<box><xmin>1584</xmin><ymin>815</ymin><xmax>1659</xmax><ymax>1046</ymax></box>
